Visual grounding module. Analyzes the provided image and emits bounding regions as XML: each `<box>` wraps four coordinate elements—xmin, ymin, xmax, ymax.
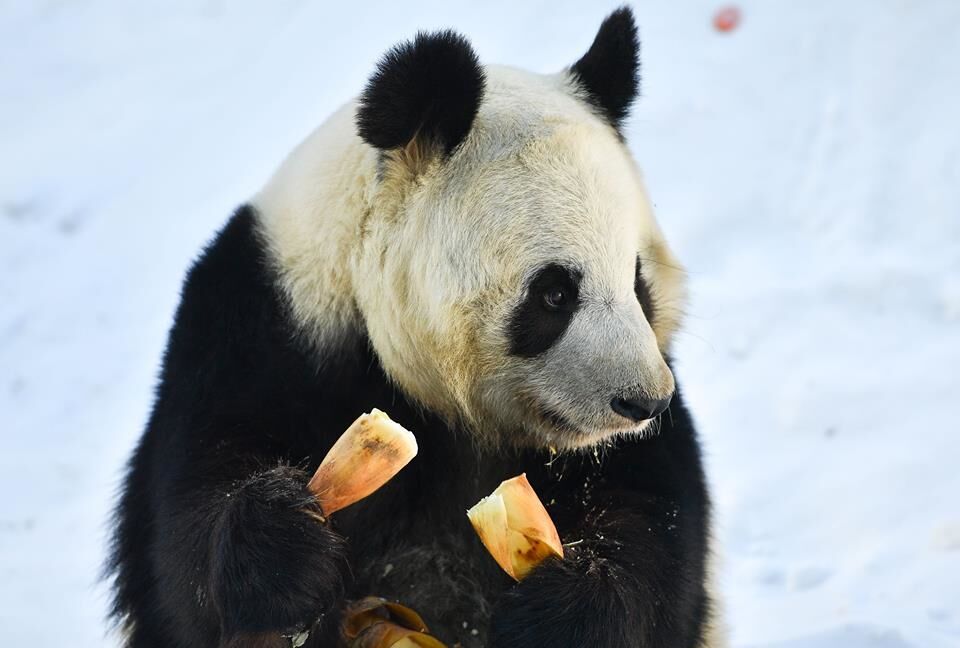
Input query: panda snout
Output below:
<box><xmin>610</xmin><ymin>392</ymin><xmax>673</xmax><ymax>422</ymax></box>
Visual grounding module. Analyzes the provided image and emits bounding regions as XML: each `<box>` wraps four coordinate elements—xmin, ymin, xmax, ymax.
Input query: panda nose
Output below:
<box><xmin>610</xmin><ymin>393</ymin><xmax>673</xmax><ymax>422</ymax></box>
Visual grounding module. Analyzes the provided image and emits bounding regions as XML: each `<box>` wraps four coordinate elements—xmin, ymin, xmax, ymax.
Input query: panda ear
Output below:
<box><xmin>568</xmin><ymin>6</ymin><xmax>640</xmax><ymax>130</ymax></box>
<box><xmin>357</xmin><ymin>30</ymin><xmax>485</xmax><ymax>159</ymax></box>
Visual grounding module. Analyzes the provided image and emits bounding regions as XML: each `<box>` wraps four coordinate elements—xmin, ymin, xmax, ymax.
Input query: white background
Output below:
<box><xmin>1</xmin><ymin>1</ymin><xmax>958</xmax><ymax>646</ymax></box>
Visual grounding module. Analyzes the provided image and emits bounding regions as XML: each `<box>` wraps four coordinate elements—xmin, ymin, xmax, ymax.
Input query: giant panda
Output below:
<box><xmin>110</xmin><ymin>7</ymin><xmax>723</xmax><ymax>648</ymax></box>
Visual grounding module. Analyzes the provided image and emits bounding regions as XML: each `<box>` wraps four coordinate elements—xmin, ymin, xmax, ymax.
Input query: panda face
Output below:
<box><xmin>353</xmin><ymin>67</ymin><xmax>686</xmax><ymax>449</ymax></box>
<box><xmin>258</xmin><ymin>10</ymin><xmax>687</xmax><ymax>449</ymax></box>
<box><xmin>458</xmin><ymin>105</ymin><xmax>680</xmax><ymax>448</ymax></box>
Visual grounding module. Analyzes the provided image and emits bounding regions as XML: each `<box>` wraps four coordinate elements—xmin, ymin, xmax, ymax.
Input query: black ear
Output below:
<box><xmin>569</xmin><ymin>6</ymin><xmax>640</xmax><ymax>130</ymax></box>
<box><xmin>357</xmin><ymin>30</ymin><xmax>485</xmax><ymax>156</ymax></box>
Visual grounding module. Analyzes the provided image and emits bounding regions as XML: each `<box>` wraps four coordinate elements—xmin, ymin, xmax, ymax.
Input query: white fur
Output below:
<box><xmin>254</xmin><ymin>101</ymin><xmax>373</xmax><ymax>351</ymax></box>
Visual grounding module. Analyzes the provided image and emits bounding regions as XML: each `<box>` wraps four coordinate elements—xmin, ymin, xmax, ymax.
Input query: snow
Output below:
<box><xmin>1</xmin><ymin>1</ymin><xmax>958</xmax><ymax>646</ymax></box>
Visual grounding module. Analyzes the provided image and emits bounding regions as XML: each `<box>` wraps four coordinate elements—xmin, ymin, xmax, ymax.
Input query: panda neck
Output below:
<box><xmin>252</xmin><ymin>101</ymin><xmax>379</xmax><ymax>352</ymax></box>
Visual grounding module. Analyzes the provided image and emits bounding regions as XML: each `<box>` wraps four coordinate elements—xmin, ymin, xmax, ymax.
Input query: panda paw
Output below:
<box><xmin>488</xmin><ymin>556</ymin><xmax>642</xmax><ymax>648</ymax></box>
<box><xmin>209</xmin><ymin>466</ymin><xmax>349</xmax><ymax>639</ymax></box>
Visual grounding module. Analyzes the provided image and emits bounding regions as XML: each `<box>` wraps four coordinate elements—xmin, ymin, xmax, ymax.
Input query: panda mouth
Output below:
<box><xmin>537</xmin><ymin>405</ymin><xmax>583</xmax><ymax>436</ymax></box>
<box><xmin>522</xmin><ymin>389</ymin><xmax>642</xmax><ymax>444</ymax></box>
<box><xmin>530</xmin><ymin>398</ymin><xmax>650</xmax><ymax>444</ymax></box>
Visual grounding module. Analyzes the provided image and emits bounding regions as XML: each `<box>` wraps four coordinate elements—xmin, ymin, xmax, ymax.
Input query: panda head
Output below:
<box><xmin>351</xmin><ymin>7</ymin><xmax>687</xmax><ymax>450</ymax></box>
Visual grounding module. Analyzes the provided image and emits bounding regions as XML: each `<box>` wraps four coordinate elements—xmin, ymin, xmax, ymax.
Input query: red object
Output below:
<box><xmin>713</xmin><ymin>5</ymin><xmax>741</xmax><ymax>33</ymax></box>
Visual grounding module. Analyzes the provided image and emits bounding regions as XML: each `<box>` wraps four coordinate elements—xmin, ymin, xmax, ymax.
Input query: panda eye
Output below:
<box><xmin>525</xmin><ymin>263</ymin><xmax>581</xmax><ymax>314</ymax></box>
<box><xmin>508</xmin><ymin>263</ymin><xmax>582</xmax><ymax>357</ymax></box>
<box><xmin>542</xmin><ymin>287</ymin><xmax>568</xmax><ymax>310</ymax></box>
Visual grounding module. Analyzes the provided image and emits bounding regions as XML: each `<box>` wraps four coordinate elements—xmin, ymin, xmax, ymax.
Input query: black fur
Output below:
<box><xmin>569</xmin><ymin>6</ymin><xmax>641</xmax><ymax>131</ymax></box>
<box><xmin>209</xmin><ymin>466</ymin><xmax>347</xmax><ymax>636</ymax></box>
<box><xmin>634</xmin><ymin>257</ymin><xmax>657</xmax><ymax>326</ymax></box>
<box><xmin>357</xmin><ymin>30</ymin><xmax>485</xmax><ymax>155</ymax></box>
<box><xmin>109</xmin><ymin>206</ymin><xmax>712</xmax><ymax>647</ymax></box>
<box><xmin>508</xmin><ymin>263</ymin><xmax>582</xmax><ymax>358</ymax></box>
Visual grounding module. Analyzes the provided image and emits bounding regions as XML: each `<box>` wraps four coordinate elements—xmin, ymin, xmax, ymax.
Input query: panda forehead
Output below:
<box><xmin>428</xmin><ymin>175</ymin><xmax>642</xmax><ymax>303</ymax></box>
<box><xmin>438</xmin><ymin>119</ymin><xmax>646</xmax><ymax>259</ymax></box>
<box><xmin>405</xmin><ymin>65</ymin><xmax>651</xmax><ymax>294</ymax></box>
<box><xmin>451</xmin><ymin>68</ymin><xmax>643</xmax><ymax>214</ymax></box>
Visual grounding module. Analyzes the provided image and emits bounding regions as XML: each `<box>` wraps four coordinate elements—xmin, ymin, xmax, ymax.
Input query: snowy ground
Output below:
<box><xmin>1</xmin><ymin>1</ymin><xmax>958</xmax><ymax>646</ymax></box>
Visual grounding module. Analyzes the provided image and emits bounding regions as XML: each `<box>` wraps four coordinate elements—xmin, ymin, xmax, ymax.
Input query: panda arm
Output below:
<box><xmin>489</xmin><ymin>394</ymin><xmax>710</xmax><ymax>647</ymax></box>
<box><xmin>152</xmin><ymin>442</ymin><xmax>348</xmax><ymax>641</ymax></box>
<box><xmin>129</xmin><ymin>209</ymin><xmax>352</xmax><ymax>644</ymax></box>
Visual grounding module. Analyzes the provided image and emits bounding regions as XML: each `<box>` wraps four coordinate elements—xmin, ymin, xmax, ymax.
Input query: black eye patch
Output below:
<box><xmin>634</xmin><ymin>257</ymin><xmax>656</xmax><ymax>326</ymax></box>
<box><xmin>507</xmin><ymin>264</ymin><xmax>582</xmax><ymax>357</ymax></box>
